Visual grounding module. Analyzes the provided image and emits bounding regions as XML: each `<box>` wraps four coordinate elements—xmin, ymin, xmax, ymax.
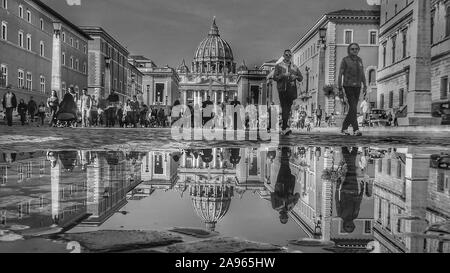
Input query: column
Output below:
<box><xmin>404</xmin><ymin>151</ymin><xmax>430</xmax><ymax>253</ymax></box>
<box><xmin>182</xmin><ymin>153</ymin><xmax>187</xmax><ymax>168</ymax></box>
<box><xmin>214</xmin><ymin>91</ymin><xmax>218</xmax><ymax>104</ymax></box>
<box><xmin>51</xmin><ymin>23</ymin><xmax>62</xmax><ymax>98</ymax></box>
<box><xmin>399</xmin><ymin>0</ymin><xmax>440</xmax><ymax>125</ymax></box>
<box><xmin>51</xmin><ymin>158</ymin><xmax>61</xmax><ymax>221</ymax></box>
<box><xmin>183</xmin><ymin>91</ymin><xmax>187</xmax><ymax>105</ymax></box>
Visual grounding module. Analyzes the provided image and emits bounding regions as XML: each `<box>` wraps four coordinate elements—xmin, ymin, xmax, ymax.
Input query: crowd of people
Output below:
<box><xmin>2</xmin><ymin>45</ymin><xmax>377</xmax><ymax>135</ymax></box>
<box><xmin>1</xmin><ymin>86</ymin><xmax>172</xmax><ymax>128</ymax></box>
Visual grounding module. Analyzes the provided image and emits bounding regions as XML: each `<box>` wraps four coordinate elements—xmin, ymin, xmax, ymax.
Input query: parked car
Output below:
<box><xmin>431</xmin><ymin>101</ymin><xmax>450</xmax><ymax>125</ymax></box>
<box><xmin>368</xmin><ymin>109</ymin><xmax>388</xmax><ymax>127</ymax></box>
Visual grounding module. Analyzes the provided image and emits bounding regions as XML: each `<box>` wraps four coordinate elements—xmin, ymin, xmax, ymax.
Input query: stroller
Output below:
<box><xmin>55</xmin><ymin>93</ymin><xmax>79</xmax><ymax>128</ymax></box>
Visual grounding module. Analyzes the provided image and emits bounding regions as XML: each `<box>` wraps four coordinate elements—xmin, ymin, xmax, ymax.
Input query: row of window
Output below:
<box><xmin>382</xmin><ymin>0</ymin><xmax>412</xmax><ymax>25</ymax></box>
<box><xmin>100</xmin><ymin>41</ymin><xmax>128</xmax><ymax>67</ymax></box>
<box><xmin>381</xmin><ymin>28</ymin><xmax>408</xmax><ymax>68</ymax></box>
<box><xmin>344</xmin><ymin>29</ymin><xmax>378</xmax><ymax>45</ymax></box>
<box><xmin>62</xmin><ymin>32</ymin><xmax>87</xmax><ymax>54</ymax></box>
<box><xmin>0</xmin><ymin>64</ymin><xmax>46</xmax><ymax>92</ymax></box>
<box><xmin>2</xmin><ymin>0</ymin><xmax>48</xmax><ymax>32</ymax></box>
<box><xmin>1</xmin><ymin>0</ymin><xmax>87</xmax><ymax>53</ymax></box>
<box><xmin>377</xmin><ymin>159</ymin><xmax>403</xmax><ymax>178</ymax></box>
<box><xmin>379</xmin><ymin>77</ymin><xmax>450</xmax><ymax>105</ymax></box>
<box><xmin>431</xmin><ymin>5</ymin><xmax>450</xmax><ymax>44</ymax></box>
<box><xmin>296</xmin><ymin>30</ymin><xmax>378</xmax><ymax>65</ymax></box>
<box><xmin>379</xmin><ymin>89</ymin><xmax>405</xmax><ymax>110</ymax></box>
<box><xmin>61</xmin><ymin>52</ymin><xmax>87</xmax><ymax>74</ymax></box>
<box><xmin>1</xmin><ymin>21</ymin><xmax>47</xmax><ymax>57</ymax></box>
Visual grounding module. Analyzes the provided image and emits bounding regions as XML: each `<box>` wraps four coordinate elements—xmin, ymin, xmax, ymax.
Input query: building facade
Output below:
<box><xmin>0</xmin><ymin>0</ymin><xmax>89</xmax><ymax>103</ymax></box>
<box><xmin>377</xmin><ymin>0</ymin><xmax>441</xmax><ymax>125</ymax></box>
<box><xmin>431</xmin><ymin>0</ymin><xmax>450</xmax><ymax>105</ymax></box>
<box><xmin>131</xmin><ymin>55</ymin><xmax>179</xmax><ymax>109</ymax></box>
<box><xmin>80</xmin><ymin>26</ymin><xmax>129</xmax><ymax>102</ymax></box>
<box><xmin>127</xmin><ymin>58</ymin><xmax>143</xmax><ymax>103</ymax></box>
<box><xmin>290</xmin><ymin>10</ymin><xmax>380</xmax><ymax>118</ymax></box>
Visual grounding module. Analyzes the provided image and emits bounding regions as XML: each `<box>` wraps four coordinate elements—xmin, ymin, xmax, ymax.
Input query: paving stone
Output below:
<box><xmin>0</xmin><ymin>238</ymin><xmax>70</xmax><ymax>253</ymax></box>
<box><xmin>59</xmin><ymin>230</ymin><xmax>183</xmax><ymax>252</ymax></box>
<box><xmin>166</xmin><ymin>237</ymin><xmax>286</xmax><ymax>253</ymax></box>
<box><xmin>1</xmin><ymin>127</ymin><xmax>450</xmax><ymax>152</ymax></box>
<box><xmin>288</xmin><ymin>238</ymin><xmax>335</xmax><ymax>247</ymax></box>
<box><xmin>0</xmin><ymin>231</ymin><xmax>24</xmax><ymax>242</ymax></box>
<box><xmin>169</xmin><ymin>227</ymin><xmax>219</xmax><ymax>239</ymax></box>
<box><xmin>17</xmin><ymin>226</ymin><xmax>63</xmax><ymax>237</ymax></box>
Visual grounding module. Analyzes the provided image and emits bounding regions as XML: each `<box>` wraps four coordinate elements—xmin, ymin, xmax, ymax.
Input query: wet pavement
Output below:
<box><xmin>0</xmin><ymin>127</ymin><xmax>450</xmax><ymax>253</ymax></box>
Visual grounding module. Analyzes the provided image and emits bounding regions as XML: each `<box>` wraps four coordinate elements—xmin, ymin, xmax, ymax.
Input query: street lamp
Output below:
<box><xmin>319</xmin><ymin>27</ymin><xmax>327</xmax><ymax>49</ymax></box>
<box><xmin>53</xmin><ymin>21</ymin><xmax>62</xmax><ymax>35</ymax></box>
<box><xmin>105</xmin><ymin>57</ymin><xmax>111</xmax><ymax>68</ymax></box>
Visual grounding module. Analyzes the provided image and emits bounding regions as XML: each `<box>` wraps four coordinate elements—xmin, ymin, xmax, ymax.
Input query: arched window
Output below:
<box><xmin>368</xmin><ymin>69</ymin><xmax>376</xmax><ymax>85</ymax></box>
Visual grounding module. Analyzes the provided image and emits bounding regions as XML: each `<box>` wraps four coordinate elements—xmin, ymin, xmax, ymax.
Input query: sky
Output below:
<box><xmin>42</xmin><ymin>0</ymin><xmax>378</xmax><ymax>68</ymax></box>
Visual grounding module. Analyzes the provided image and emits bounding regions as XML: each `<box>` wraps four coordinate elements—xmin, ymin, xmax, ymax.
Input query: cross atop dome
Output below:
<box><xmin>208</xmin><ymin>16</ymin><xmax>220</xmax><ymax>36</ymax></box>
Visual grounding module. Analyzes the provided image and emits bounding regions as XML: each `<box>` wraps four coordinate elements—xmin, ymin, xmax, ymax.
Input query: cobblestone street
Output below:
<box><xmin>1</xmin><ymin>126</ymin><xmax>450</xmax><ymax>152</ymax></box>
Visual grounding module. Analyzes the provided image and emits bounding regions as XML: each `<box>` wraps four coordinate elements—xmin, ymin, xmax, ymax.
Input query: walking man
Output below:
<box><xmin>338</xmin><ymin>43</ymin><xmax>367</xmax><ymax>136</ymax></box>
<box><xmin>2</xmin><ymin>86</ymin><xmax>17</xmax><ymax>126</ymax></box>
<box><xmin>28</xmin><ymin>96</ymin><xmax>37</xmax><ymax>125</ymax></box>
<box><xmin>273</xmin><ymin>49</ymin><xmax>303</xmax><ymax>135</ymax></box>
<box><xmin>106</xmin><ymin>89</ymin><xmax>119</xmax><ymax>127</ymax></box>
<box><xmin>360</xmin><ymin>97</ymin><xmax>370</xmax><ymax>126</ymax></box>
<box><xmin>130</xmin><ymin>95</ymin><xmax>140</xmax><ymax>128</ymax></box>
<box><xmin>315</xmin><ymin>105</ymin><xmax>323</xmax><ymax>128</ymax></box>
<box><xmin>80</xmin><ymin>89</ymin><xmax>92</xmax><ymax>127</ymax></box>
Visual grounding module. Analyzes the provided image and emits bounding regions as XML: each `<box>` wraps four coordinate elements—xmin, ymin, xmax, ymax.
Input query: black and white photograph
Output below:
<box><xmin>1</xmin><ymin>0</ymin><xmax>450</xmax><ymax>261</ymax></box>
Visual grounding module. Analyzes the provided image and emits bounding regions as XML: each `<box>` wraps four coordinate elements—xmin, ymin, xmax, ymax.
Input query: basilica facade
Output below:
<box><xmin>176</xmin><ymin>18</ymin><xmax>239</xmax><ymax>106</ymax></box>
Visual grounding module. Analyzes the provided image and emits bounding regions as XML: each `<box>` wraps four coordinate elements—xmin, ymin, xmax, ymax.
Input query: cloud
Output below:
<box><xmin>66</xmin><ymin>0</ymin><xmax>81</xmax><ymax>5</ymax></box>
<box><xmin>366</xmin><ymin>0</ymin><xmax>381</xmax><ymax>5</ymax></box>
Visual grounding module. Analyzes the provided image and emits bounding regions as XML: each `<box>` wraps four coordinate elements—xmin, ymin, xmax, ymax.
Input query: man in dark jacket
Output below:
<box><xmin>271</xmin><ymin>147</ymin><xmax>300</xmax><ymax>224</ymax></box>
<box><xmin>28</xmin><ymin>96</ymin><xmax>38</xmax><ymax>124</ymax></box>
<box><xmin>106</xmin><ymin>89</ymin><xmax>120</xmax><ymax>127</ymax></box>
<box><xmin>273</xmin><ymin>50</ymin><xmax>303</xmax><ymax>135</ymax></box>
<box><xmin>2</xmin><ymin>86</ymin><xmax>17</xmax><ymax>126</ymax></box>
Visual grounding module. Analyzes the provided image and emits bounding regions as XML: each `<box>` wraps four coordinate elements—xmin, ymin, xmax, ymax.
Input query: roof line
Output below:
<box><xmin>31</xmin><ymin>0</ymin><xmax>92</xmax><ymax>40</ymax></box>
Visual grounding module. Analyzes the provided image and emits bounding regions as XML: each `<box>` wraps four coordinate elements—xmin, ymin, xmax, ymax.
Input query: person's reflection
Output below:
<box><xmin>201</xmin><ymin>149</ymin><xmax>213</xmax><ymax>167</ymax></box>
<box><xmin>58</xmin><ymin>151</ymin><xmax>78</xmax><ymax>172</ymax></box>
<box><xmin>47</xmin><ymin>151</ymin><xmax>58</xmax><ymax>168</ymax></box>
<box><xmin>3</xmin><ymin>152</ymin><xmax>16</xmax><ymax>164</ymax></box>
<box><xmin>229</xmin><ymin>148</ymin><xmax>241</xmax><ymax>167</ymax></box>
<box><xmin>271</xmin><ymin>147</ymin><xmax>300</xmax><ymax>224</ymax></box>
<box><xmin>336</xmin><ymin>147</ymin><xmax>364</xmax><ymax>233</ymax></box>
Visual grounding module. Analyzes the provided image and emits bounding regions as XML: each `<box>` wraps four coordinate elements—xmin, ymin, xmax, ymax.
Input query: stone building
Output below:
<box><xmin>127</xmin><ymin>58</ymin><xmax>143</xmax><ymax>103</ymax></box>
<box><xmin>130</xmin><ymin>55</ymin><xmax>179</xmax><ymax>109</ymax></box>
<box><xmin>431</xmin><ymin>0</ymin><xmax>450</xmax><ymax>105</ymax></box>
<box><xmin>0</xmin><ymin>0</ymin><xmax>89</xmax><ymax>103</ymax></box>
<box><xmin>377</xmin><ymin>0</ymin><xmax>441</xmax><ymax>125</ymax></box>
<box><xmin>372</xmin><ymin>148</ymin><xmax>430</xmax><ymax>253</ymax></box>
<box><xmin>290</xmin><ymin>9</ymin><xmax>380</xmax><ymax>117</ymax></box>
<box><xmin>80</xmin><ymin>26</ymin><xmax>129</xmax><ymax>102</ymax></box>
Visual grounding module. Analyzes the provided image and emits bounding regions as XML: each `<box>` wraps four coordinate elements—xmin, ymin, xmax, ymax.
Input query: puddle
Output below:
<box><xmin>0</xmin><ymin>146</ymin><xmax>449</xmax><ymax>253</ymax></box>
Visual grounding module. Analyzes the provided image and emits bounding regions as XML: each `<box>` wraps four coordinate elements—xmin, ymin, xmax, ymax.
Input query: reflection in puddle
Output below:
<box><xmin>0</xmin><ymin>146</ymin><xmax>449</xmax><ymax>253</ymax></box>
